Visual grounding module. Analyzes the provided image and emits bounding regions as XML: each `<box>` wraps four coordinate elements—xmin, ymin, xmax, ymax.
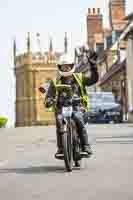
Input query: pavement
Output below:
<box><xmin>0</xmin><ymin>124</ymin><xmax>133</xmax><ymax>200</ymax></box>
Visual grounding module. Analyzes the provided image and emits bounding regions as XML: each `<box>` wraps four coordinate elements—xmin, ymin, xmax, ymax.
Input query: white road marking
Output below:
<box><xmin>0</xmin><ymin>160</ymin><xmax>8</xmax><ymax>167</ymax></box>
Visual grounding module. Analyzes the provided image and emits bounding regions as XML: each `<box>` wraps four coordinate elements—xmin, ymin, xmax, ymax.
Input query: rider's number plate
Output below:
<box><xmin>62</xmin><ymin>106</ymin><xmax>72</xmax><ymax>117</ymax></box>
<box><xmin>63</xmin><ymin>107</ymin><xmax>72</xmax><ymax>112</ymax></box>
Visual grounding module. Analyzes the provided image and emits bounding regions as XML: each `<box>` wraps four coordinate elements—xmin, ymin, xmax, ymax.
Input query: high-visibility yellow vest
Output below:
<box><xmin>52</xmin><ymin>73</ymin><xmax>90</xmax><ymax>111</ymax></box>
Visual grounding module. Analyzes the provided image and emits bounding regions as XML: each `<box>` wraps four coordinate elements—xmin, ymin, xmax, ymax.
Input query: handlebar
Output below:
<box><xmin>72</xmin><ymin>96</ymin><xmax>83</xmax><ymax>104</ymax></box>
<box><xmin>47</xmin><ymin>96</ymin><xmax>82</xmax><ymax>107</ymax></box>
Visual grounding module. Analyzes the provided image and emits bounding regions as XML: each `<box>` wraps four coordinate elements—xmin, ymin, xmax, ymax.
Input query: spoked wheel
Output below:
<box><xmin>62</xmin><ymin>123</ymin><xmax>73</xmax><ymax>172</ymax></box>
<box><xmin>72</xmin><ymin>121</ymin><xmax>81</xmax><ymax>168</ymax></box>
<box><xmin>75</xmin><ymin>160</ymin><xmax>81</xmax><ymax>167</ymax></box>
<box><xmin>73</xmin><ymin>141</ymin><xmax>81</xmax><ymax>168</ymax></box>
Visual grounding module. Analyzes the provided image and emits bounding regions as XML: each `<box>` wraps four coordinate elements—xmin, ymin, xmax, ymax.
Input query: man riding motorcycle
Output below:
<box><xmin>45</xmin><ymin>50</ymin><xmax>99</xmax><ymax>159</ymax></box>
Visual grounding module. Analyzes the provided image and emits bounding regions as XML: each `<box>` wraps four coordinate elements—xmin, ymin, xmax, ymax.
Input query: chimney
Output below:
<box><xmin>97</xmin><ymin>8</ymin><xmax>100</xmax><ymax>14</ymax></box>
<box><xmin>88</xmin><ymin>8</ymin><xmax>91</xmax><ymax>14</ymax></box>
<box><xmin>87</xmin><ymin>7</ymin><xmax>103</xmax><ymax>48</ymax></box>
<box><xmin>109</xmin><ymin>0</ymin><xmax>126</xmax><ymax>30</ymax></box>
<box><xmin>93</xmin><ymin>8</ymin><xmax>95</xmax><ymax>14</ymax></box>
<box><xmin>87</xmin><ymin>7</ymin><xmax>103</xmax><ymax>34</ymax></box>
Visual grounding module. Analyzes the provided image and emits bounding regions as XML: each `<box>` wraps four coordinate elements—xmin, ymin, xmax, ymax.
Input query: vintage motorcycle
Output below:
<box><xmin>39</xmin><ymin>83</ymin><xmax>89</xmax><ymax>172</ymax></box>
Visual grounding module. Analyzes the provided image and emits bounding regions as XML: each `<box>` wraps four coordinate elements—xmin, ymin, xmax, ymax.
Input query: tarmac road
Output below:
<box><xmin>0</xmin><ymin>124</ymin><xmax>133</xmax><ymax>200</ymax></box>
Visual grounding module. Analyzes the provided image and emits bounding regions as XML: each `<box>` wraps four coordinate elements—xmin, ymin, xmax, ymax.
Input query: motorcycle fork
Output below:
<box><xmin>62</xmin><ymin>117</ymin><xmax>71</xmax><ymax>133</ymax></box>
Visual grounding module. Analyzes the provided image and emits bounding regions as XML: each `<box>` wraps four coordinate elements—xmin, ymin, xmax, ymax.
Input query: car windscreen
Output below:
<box><xmin>88</xmin><ymin>92</ymin><xmax>117</xmax><ymax>110</ymax></box>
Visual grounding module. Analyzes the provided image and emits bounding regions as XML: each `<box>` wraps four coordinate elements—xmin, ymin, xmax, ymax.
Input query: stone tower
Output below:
<box><xmin>86</xmin><ymin>8</ymin><xmax>104</xmax><ymax>50</ymax></box>
<box><xmin>109</xmin><ymin>0</ymin><xmax>126</xmax><ymax>30</ymax></box>
<box><xmin>14</xmin><ymin>33</ymin><xmax>63</xmax><ymax>127</ymax></box>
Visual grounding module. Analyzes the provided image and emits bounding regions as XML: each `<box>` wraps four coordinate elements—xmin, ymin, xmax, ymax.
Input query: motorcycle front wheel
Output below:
<box><xmin>62</xmin><ymin>121</ymin><xmax>73</xmax><ymax>172</ymax></box>
<box><xmin>72</xmin><ymin>120</ymin><xmax>81</xmax><ymax>168</ymax></box>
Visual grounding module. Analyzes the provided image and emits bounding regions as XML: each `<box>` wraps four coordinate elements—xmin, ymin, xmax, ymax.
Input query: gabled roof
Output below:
<box><xmin>118</xmin><ymin>17</ymin><xmax>133</xmax><ymax>41</ymax></box>
<box><xmin>99</xmin><ymin>59</ymin><xmax>126</xmax><ymax>85</ymax></box>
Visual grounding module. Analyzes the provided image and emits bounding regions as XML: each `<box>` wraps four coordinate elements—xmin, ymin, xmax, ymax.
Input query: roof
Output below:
<box><xmin>99</xmin><ymin>59</ymin><xmax>126</xmax><ymax>85</ymax></box>
<box><xmin>118</xmin><ymin>20</ymin><xmax>133</xmax><ymax>41</ymax></box>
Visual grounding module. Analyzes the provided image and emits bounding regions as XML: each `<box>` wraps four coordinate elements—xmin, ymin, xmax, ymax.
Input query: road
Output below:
<box><xmin>0</xmin><ymin>124</ymin><xmax>133</xmax><ymax>200</ymax></box>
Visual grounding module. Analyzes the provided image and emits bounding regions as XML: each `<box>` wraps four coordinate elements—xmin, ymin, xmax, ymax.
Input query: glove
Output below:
<box><xmin>88</xmin><ymin>51</ymin><xmax>98</xmax><ymax>64</ymax></box>
<box><xmin>90</xmin><ymin>63</ymin><xmax>98</xmax><ymax>72</ymax></box>
<box><xmin>39</xmin><ymin>86</ymin><xmax>46</xmax><ymax>93</ymax></box>
<box><xmin>45</xmin><ymin>98</ymin><xmax>54</xmax><ymax>108</ymax></box>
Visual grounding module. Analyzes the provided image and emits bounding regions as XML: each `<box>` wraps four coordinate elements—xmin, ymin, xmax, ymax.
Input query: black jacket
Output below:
<box><xmin>45</xmin><ymin>65</ymin><xmax>99</xmax><ymax>107</ymax></box>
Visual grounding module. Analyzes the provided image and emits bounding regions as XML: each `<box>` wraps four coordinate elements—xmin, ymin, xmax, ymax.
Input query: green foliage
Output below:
<box><xmin>0</xmin><ymin>116</ymin><xmax>8</xmax><ymax>128</ymax></box>
<box><xmin>43</xmin><ymin>121</ymin><xmax>49</xmax><ymax>126</ymax></box>
<box><xmin>33</xmin><ymin>121</ymin><xmax>49</xmax><ymax>126</ymax></box>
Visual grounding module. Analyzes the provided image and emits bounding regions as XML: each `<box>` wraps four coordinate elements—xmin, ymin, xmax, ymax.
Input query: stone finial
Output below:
<box><xmin>36</xmin><ymin>32</ymin><xmax>42</xmax><ymax>53</ymax></box>
<box><xmin>64</xmin><ymin>32</ymin><xmax>68</xmax><ymax>53</ymax></box>
<box><xmin>13</xmin><ymin>38</ymin><xmax>16</xmax><ymax>59</ymax></box>
<box><xmin>49</xmin><ymin>36</ymin><xmax>53</xmax><ymax>52</ymax></box>
<box><xmin>13</xmin><ymin>38</ymin><xmax>17</xmax><ymax>65</ymax></box>
<box><xmin>27</xmin><ymin>32</ymin><xmax>31</xmax><ymax>53</ymax></box>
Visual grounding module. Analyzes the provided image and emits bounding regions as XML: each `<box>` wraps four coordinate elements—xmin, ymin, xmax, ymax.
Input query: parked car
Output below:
<box><xmin>86</xmin><ymin>92</ymin><xmax>122</xmax><ymax>123</ymax></box>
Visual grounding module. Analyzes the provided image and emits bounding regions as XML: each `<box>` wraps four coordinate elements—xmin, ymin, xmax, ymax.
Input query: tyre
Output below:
<box><xmin>72</xmin><ymin>120</ymin><xmax>81</xmax><ymax>168</ymax></box>
<box><xmin>75</xmin><ymin>161</ymin><xmax>80</xmax><ymax>167</ymax></box>
<box><xmin>113</xmin><ymin>115</ymin><xmax>120</xmax><ymax>123</ymax></box>
<box><xmin>62</xmin><ymin>123</ymin><xmax>73</xmax><ymax>172</ymax></box>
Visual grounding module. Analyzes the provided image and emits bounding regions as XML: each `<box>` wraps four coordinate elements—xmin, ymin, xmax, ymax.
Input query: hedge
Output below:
<box><xmin>0</xmin><ymin>116</ymin><xmax>8</xmax><ymax>128</ymax></box>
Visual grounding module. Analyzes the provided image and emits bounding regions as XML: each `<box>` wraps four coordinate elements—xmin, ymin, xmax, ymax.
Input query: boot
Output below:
<box><xmin>55</xmin><ymin>148</ymin><xmax>64</xmax><ymax>159</ymax></box>
<box><xmin>55</xmin><ymin>129</ymin><xmax>64</xmax><ymax>159</ymax></box>
<box><xmin>80</xmin><ymin>128</ymin><xmax>93</xmax><ymax>156</ymax></box>
<box><xmin>82</xmin><ymin>144</ymin><xmax>92</xmax><ymax>155</ymax></box>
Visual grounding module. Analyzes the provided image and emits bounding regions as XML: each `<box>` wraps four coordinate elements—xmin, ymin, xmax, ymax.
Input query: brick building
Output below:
<box><xmin>109</xmin><ymin>0</ymin><xmax>126</xmax><ymax>31</ymax></box>
<box><xmin>98</xmin><ymin>0</ymin><xmax>128</xmax><ymax>120</ymax></box>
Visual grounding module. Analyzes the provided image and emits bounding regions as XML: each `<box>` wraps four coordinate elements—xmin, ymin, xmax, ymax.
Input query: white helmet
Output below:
<box><xmin>57</xmin><ymin>53</ymin><xmax>75</xmax><ymax>77</ymax></box>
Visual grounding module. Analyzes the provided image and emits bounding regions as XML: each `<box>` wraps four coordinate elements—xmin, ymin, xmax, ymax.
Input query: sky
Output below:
<box><xmin>0</xmin><ymin>0</ymin><xmax>132</xmax><ymax>127</ymax></box>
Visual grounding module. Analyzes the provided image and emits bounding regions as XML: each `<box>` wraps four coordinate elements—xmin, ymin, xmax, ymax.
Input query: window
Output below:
<box><xmin>106</xmin><ymin>36</ymin><xmax>112</xmax><ymax>49</ymax></box>
<box><xmin>112</xmin><ymin>31</ymin><xmax>122</xmax><ymax>43</ymax></box>
<box><xmin>96</xmin><ymin>43</ymin><xmax>104</xmax><ymax>52</ymax></box>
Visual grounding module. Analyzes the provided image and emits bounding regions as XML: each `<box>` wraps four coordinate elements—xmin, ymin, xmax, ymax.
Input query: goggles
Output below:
<box><xmin>58</xmin><ymin>64</ymin><xmax>74</xmax><ymax>72</ymax></box>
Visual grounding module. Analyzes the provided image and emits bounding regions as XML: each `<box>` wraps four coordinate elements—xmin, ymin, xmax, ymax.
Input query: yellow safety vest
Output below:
<box><xmin>52</xmin><ymin>73</ymin><xmax>90</xmax><ymax>111</ymax></box>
